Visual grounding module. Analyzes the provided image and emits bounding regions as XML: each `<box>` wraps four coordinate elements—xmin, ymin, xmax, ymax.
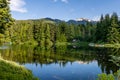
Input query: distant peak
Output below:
<box><xmin>76</xmin><ymin>18</ymin><xmax>92</xmax><ymax>22</ymax></box>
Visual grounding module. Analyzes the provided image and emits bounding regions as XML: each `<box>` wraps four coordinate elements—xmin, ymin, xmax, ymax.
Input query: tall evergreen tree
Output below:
<box><xmin>104</xmin><ymin>14</ymin><xmax>111</xmax><ymax>42</ymax></box>
<box><xmin>107</xmin><ymin>13</ymin><xmax>120</xmax><ymax>43</ymax></box>
<box><xmin>95</xmin><ymin>15</ymin><xmax>104</xmax><ymax>42</ymax></box>
<box><xmin>33</xmin><ymin>21</ymin><xmax>44</xmax><ymax>45</ymax></box>
<box><xmin>68</xmin><ymin>24</ymin><xmax>75</xmax><ymax>41</ymax></box>
<box><xmin>45</xmin><ymin>24</ymin><xmax>52</xmax><ymax>46</ymax></box>
<box><xmin>0</xmin><ymin>0</ymin><xmax>14</xmax><ymax>43</ymax></box>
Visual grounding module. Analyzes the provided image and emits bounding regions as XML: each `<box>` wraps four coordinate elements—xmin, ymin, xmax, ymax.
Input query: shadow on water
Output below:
<box><xmin>0</xmin><ymin>44</ymin><xmax>120</xmax><ymax>80</ymax></box>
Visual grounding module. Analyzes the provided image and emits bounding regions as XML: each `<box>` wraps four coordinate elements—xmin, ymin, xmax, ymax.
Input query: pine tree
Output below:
<box><xmin>45</xmin><ymin>24</ymin><xmax>52</xmax><ymax>46</ymax></box>
<box><xmin>104</xmin><ymin>14</ymin><xmax>111</xmax><ymax>42</ymax></box>
<box><xmin>68</xmin><ymin>24</ymin><xmax>75</xmax><ymax>41</ymax></box>
<box><xmin>107</xmin><ymin>27</ymin><xmax>120</xmax><ymax>43</ymax></box>
<box><xmin>81</xmin><ymin>24</ymin><xmax>85</xmax><ymax>40</ymax></box>
<box><xmin>74</xmin><ymin>25</ymin><xmax>82</xmax><ymax>40</ymax></box>
<box><xmin>95</xmin><ymin>15</ymin><xmax>104</xmax><ymax>42</ymax></box>
<box><xmin>107</xmin><ymin>13</ymin><xmax>120</xmax><ymax>43</ymax></box>
<box><xmin>33</xmin><ymin>21</ymin><xmax>44</xmax><ymax>45</ymax></box>
<box><xmin>0</xmin><ymin>0</ymin><xmax>14</xmax><ymax>43</ymax></box>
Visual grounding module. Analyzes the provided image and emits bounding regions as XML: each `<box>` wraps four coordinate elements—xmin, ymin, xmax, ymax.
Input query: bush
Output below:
<box><xmin>97</xmin><ymin>71</ymin><xmax>120</xmax><ymax>80</ymax></box>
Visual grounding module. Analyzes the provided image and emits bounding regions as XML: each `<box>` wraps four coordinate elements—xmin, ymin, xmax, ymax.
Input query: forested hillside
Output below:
<box><xmin>9</xmin><ymin>19</ymin><xmax>96</xmax><ymax>46</ymax></box>
<box><xmin>6</xmin><ymin>13</ymin><xmax>120</xmax><ymax>47</ymax></box>
<box><xmin>0</xmin><ymin>0</ymin><xmax>120</xmax><ymax>47</ymax></box>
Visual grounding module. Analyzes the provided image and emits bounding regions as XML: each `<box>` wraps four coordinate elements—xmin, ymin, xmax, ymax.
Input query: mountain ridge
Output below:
<box><xmin>42</xmin><ymin>17</ymin><xmax>97</xmax><ymax>25</ymax></box>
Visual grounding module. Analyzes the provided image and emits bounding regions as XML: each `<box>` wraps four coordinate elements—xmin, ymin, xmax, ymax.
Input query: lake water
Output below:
<box><xmin>0</xmin><ymin>45</ymin><xmax>120</xmax><ymax>80</ymax></box>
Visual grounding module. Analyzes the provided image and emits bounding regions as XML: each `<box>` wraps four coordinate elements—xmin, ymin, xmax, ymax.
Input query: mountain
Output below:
<box><xmin>38</xmin><ymin>17</ymin><xmax>97</xmax><ymax>25</ymax></box>
<box><xmin>67</xmin><ymin>18</ymin><xmax>97</xmax><ymax>25</ymax></box>
<box><xmin>42</xmin><ymin>17</ymin><xmax>64</xmax><ymax>23</ymax></box>
<box><xmin>76</xmin><ymin>18</ymin><xmax>92</xmax><ymax>22</ymax></box>
<box><xmin>67</xmin><ymin>19</ymin><xmax>88</xmax><ymax>25</ymax></box>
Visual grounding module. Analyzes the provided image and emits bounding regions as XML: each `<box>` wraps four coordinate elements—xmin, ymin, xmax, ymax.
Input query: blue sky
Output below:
<box><xmin>10</xmin><ymin>0</ymin><xmax>120</xmax><ymax>21</ymax></box>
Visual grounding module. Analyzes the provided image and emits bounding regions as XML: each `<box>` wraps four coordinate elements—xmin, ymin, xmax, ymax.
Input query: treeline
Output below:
<box><xmin>95</xmin><ymin>13</ymin><xmax>120</xmax><ymax>44</ymax></box>
<box><xmin>1</xmin><ymin>13</ymin><xmax>120</xmax><ymax>47</ymax></box>
<box><xmin>9</xmin><ymin>19</ymin><xmax>96</xmax><ymax>46</ymax></box>
<box><xmin>1</xmin><ymin>0</ymin><xmax>120</xmax><ymax>46</ymax></box>
<box><xmin>10</xmin><ymin>12</ymin><xmax>120</xmax><ymax>46</ymax></box>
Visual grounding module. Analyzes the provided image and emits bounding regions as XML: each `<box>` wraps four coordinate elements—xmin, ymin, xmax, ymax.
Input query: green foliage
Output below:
<box><xmin>44</xmin><ymin>24</ymin><xmax>53</xmax><ymax>46</ymax></box>
<box><xmin>98</xmin><ymin>74</ymin><xmax>114</xmax><ymax>80</ymax></box>
<box><xmin>107</xmin><ymin>27</ymin><xmax>120</xmax><ymax>44</ymax></box>
<box><xmin>110</xmin><ymin>55</ymin><xmax>120</xmax><ymax>66</ymax></box>
<box><xmin>98</xmin><ymin>73</ymin><xmax>108</xmax><ymax>80</ymax></box>
<box><xmin>68</xmin><ymin>24</ymin><xmax>75</xmax><ymax>40</ymax></box>
<box><xmin>0</xmin><ymin>58</ymin><xmax>38</xmax><ymax>80</ymax></box>
<box><xmin>11</xmin><ymin>19</ymin><xmax>96</xmax><ymax>47</ymax></box>
<box><xmin>95</xmin><ymin>13</ymin><xmax>120</xmax><ymax>44</ymax></box>
<box><xmin>11</xmin><ymin>20</ymin><xmax>34</xmax><ymax>44</ymax></box>
<box><xmin>97</xmin><ymin>71</ymin><xmax>120</xmax><ymax>80</ymax></box>
<box><xmin>106</xmin><ymin>13</ymin><xmax>120</xmax><ymax>44</ymax></box>
<box><xmin>0</xmin><ymin>0</ymin><xmax>14</xmax><ymax>43</ymax></box>
<box><xmin>56</xmin><ymin>33</ymin><xmax>67</xmax><ymax>42</ymax></box>
<box><xmin>33</xmin><ymin>20</ymin><xmax>53</xmax><ymax>48</ymax></box>
<box><xmin>0</xmin><ymin>33</ymin><xmax>5</xmax><ymax>43</ymax></box>
<box><xmin>33</xmin><ymin>20</ymin><xmax>45</xmax><ymax>46</ymax></box>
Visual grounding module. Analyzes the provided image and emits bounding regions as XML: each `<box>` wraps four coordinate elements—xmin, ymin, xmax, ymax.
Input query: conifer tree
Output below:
<box><xmin>0</xmin><ymin>0</ymin><xmax>14</xmax><ymax>43</ymax></box>
<box><xmin>68</xmin><ymin>24</ymin><xmax>75</xmax><ymax>40</ymax></box>
<box><xmin>107</xmin><ymin>13</ymin><xmax>120</xmax><ymax>43</ymax></box>
<box><xmin>45</xmin><ymin>24</ymin><xmax>52</xmax><ymax>46</ymax></box>
<box><xmin>96</xmin><ymin>13</ymin><xmax>120</xmax><ymax>44</ymax></box>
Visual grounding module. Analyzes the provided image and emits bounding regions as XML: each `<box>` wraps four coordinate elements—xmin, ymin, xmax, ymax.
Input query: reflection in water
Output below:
<box><xmin>94</xmin><ymin>48</ymin><xmax>120</xmax><ymax>74</ymax></box>
<box><xmin>0</xmin><ymin>45</ymin><xmax>120</xmax><ymax>80</ymax></box>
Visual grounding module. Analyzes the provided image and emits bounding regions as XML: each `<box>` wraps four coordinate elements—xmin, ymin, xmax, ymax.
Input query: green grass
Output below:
<box><xmin>0</xmin><ymin>57</ymin><xmax>39</xmax><ymax>80</ymax></box>
<box><xmin>55</xmin><ymin>41</ymin><xmax>89</xmax><ymax>47</ymax></box>
<box><xmin>88</xmin><ymin>42</ymin><xmax>120</xmax><ymax>48</ymax></box>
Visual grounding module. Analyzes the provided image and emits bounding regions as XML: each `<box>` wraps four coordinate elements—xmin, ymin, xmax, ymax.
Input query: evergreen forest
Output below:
<box><xmin>1</xmin><ymin>0</ymin><xmax>120</xmax><ymax>80</ymax></box>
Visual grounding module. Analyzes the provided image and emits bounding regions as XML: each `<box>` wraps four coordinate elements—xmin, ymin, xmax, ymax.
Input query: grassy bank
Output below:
<box><xmin>55</xmin><ymin>41</ymin><xmax>89</xmax><ymax>47</ymax></box>
<box><xmin>89</xmin><ymin>43</ymin><xmax>120</xmax><ymax>48</ymax></box>
<box><xmin>0</xmin><ymin>57</ymin><xmax>38</xmax><ymax>80</ymax></box>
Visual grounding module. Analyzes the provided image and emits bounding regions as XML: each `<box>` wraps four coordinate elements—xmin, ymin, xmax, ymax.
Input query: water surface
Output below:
<box><xmin>0</xmin><ymin>45</ymin><xmax>120</xmax><ymax>80</ymax></box>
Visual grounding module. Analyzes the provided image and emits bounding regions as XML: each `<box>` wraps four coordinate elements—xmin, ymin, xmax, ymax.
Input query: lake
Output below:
<box><xmin>0</xmin><ymin>45</ymin><xmax>120</xmax><ymax>80</ymax></box>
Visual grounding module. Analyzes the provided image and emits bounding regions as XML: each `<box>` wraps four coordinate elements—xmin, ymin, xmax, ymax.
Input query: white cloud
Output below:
<box><xmin>9</xmin><ymin>0</ymin><xmax>27</xmax><ymax>13</ymax></box>
<box><xmin>52</xmin><ymin>0</ymin><xmax>69</xmax><ymax>3</ymax></box>
<box><xmin>61</xmin><ymin>0</ymin><xmax>68</xmax><ymax>3</ymax></box>
<box><xmin>93</xmin><ymin>16</ymin><xmax>100</xmax><ymax>21</ymax></box>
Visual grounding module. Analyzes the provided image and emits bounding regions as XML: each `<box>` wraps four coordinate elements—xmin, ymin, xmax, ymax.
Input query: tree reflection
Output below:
<box><xmin>0</xmin><ymin>45</ymin><xmax>120</xmax><ymax>74</ymax></box>
<box><xmin>94</xmin><ymin>48</ymin><xmax>120</xmax><ymax>74</ymax></box>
